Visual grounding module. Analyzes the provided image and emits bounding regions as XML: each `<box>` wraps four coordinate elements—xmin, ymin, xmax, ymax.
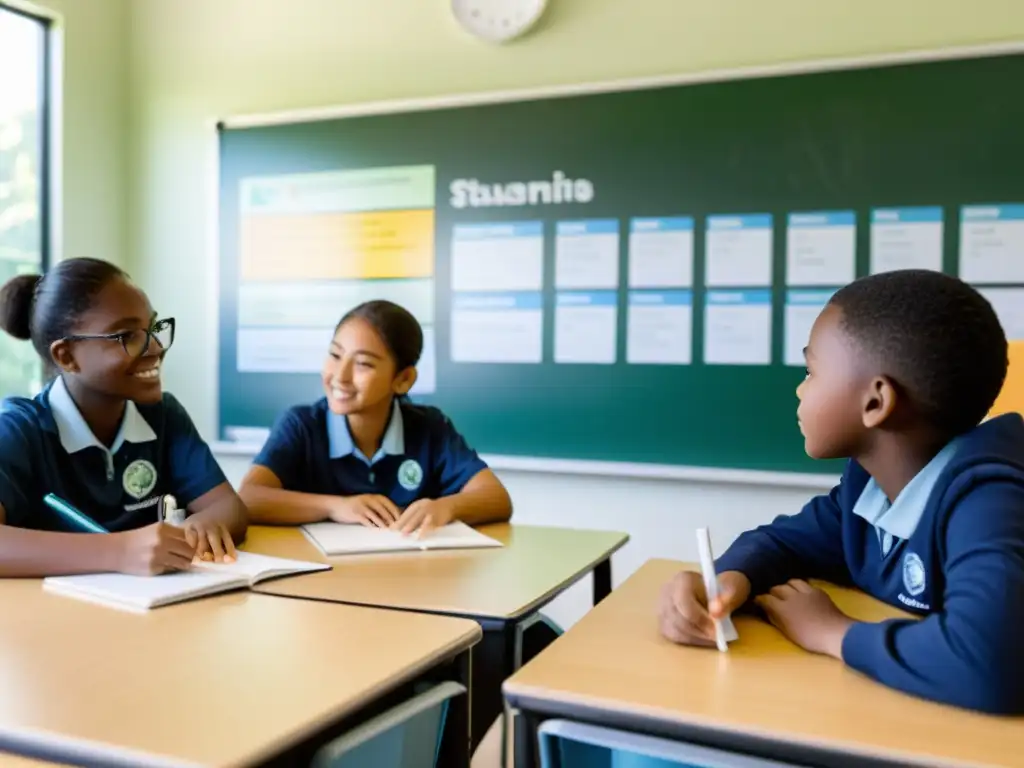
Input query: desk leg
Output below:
<box><xmin>593</xmin><ymin>557</ymin><xmax>612</xmax><ymax>605</ymax></box>
<box><xmin>437</xmin><ymin>647</ymin><xmax>473</xmax><ymax>768</ymax></box>
<box><xmin>472</xmin><ymin>620</ymin><xmax>518</xmax><ymax>753</ymax></box>
<box><xmin>513</xmin><ymin>709</ymin><xmax>540</xmax><ymax>768</ymax></box>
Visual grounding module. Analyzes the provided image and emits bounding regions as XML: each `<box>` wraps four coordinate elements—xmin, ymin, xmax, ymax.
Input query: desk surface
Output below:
<box><xmin>0</xmin><ymin>580</ymin><xmax>480</xmax><ymax>768</ymax></box>
<box><xmin>0</xmin><ymin>757</ymin><xmax>68</xmax><ymax>767</ymax></box>
<box><xmin>244</xmin><ymin>523</ymin><xmax>628</xmax><ymax>620</ymax></box>
<box><xmin>503</xmin><ymin>558</ymin><xmax>1024</xmax><ymax>768</ymax></box>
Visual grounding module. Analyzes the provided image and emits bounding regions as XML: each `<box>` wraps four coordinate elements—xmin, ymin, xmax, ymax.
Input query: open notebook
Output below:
<box><xmin>42</xmin><ymin>552</ymin><xmax>330</xmax><ymax>612</ymax></box>
<box><xmin>301</xmin><ymin>520</ymin><xmax>504</xmax><ymax>556</ymax></box>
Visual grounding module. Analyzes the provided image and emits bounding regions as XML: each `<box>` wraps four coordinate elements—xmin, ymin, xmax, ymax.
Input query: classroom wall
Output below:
<box><xmin>125</xmin><ymin>0</ymin><xmax>1024</xmax><ymax>628</ymax></box>
<box><xmin>28</xmin><ymin>0</ymin><xmax>129</xmax><ymax>268</ymax></box>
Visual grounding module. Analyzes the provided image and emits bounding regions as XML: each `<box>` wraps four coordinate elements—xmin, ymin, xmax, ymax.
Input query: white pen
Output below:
<box><xmin>696</xmin><ymin>527</ymin><xmax>728</xmax><ymax>652</ymax></box>
<box><xmin>160</xmin><ymin>494</ymin><xmax>186</xmax><ymax>526</ymax></box>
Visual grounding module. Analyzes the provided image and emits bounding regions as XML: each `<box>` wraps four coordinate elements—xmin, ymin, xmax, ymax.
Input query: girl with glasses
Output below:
<box><xmin>0</xmin><ymin>257</ymin><xmax>247</xmax><ymax>577</ymax></box>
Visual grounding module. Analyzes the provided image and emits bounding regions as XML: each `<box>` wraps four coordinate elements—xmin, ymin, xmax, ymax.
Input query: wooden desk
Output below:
<box><xmin>244</xmin><ymin>523</ymin><xmax>627</xmax><ymax>620</ymax></box>
<box><xmin>504</xmin><ymin>558</ymin><xmax>1024</xmax><ymax>768</ymax></box>
<box><xmin>0</xmin><ymin>580</ymin><xmax>480</xmax><ymax>768</ymax></box>
<box><xmin>242</xmin><ymin>523</ymin><xmax>628</xmax><ymax>750</ymax></box>
<box><xmin>0</xmin><ymin>757</ymin><xmax>69</xmax><ymax>767</ymax></box>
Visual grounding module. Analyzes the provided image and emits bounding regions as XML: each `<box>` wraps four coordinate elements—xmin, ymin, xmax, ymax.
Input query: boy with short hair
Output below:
<box><xmin>658</xmin><ymin>269</ymin><xmax>1024</xmax><ymax>714</ymax></box>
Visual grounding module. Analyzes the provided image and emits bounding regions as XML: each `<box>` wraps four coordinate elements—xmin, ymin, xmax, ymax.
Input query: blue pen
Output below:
<box><xmin>43</xmin><ymin>493</ymin><xmax>109</xmax><ymax>534</ymax></box>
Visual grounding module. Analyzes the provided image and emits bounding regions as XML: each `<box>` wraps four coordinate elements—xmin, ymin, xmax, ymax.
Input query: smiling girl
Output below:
<box><xmin>0</xmin><ymin>257</ymin><xmax>247</xmax><ymax>576</ymax></box>
<box><xmin>239</xmin><ymin>299</ymin><xmax>512</xmax><ymax>537</ymax></box>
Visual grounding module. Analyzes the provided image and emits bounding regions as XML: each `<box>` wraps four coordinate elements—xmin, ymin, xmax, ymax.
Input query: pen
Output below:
<box><xmin>43</xmin><ymin>493</ymin><xmax>109</xmax><ymax>534</ymax></box>
<box><xmin>159</xmin><ymin>494</ymin><xmax>186</xmax><ymax>526</ymax></box>
<box><xmin>696</xmin><ymin>527</ymin><xmax>728</xmax><ymax>652</ymax></box>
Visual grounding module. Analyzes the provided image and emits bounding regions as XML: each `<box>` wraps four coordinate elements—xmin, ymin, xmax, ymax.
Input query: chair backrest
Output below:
<box><xmin>312</xmin><ymin>681</ymin><xmax>466</xmax><ymax>768</ymax></box>
<box><xmin>538</xmin><ymin>720</ymin><xmax>802</xmax><ymax>768</ymax></box>
<box><xmin>989</xmin><ymin>340</ymin><xmax>1024</xmax><ymax>419</ymax></box>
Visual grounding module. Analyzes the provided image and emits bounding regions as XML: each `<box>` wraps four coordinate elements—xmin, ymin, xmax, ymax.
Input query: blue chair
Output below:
<box><xmin>312</xmin><ymin>681</ymin><xmax>466</xmax><ymax>768</ymax></box>
<box><xmin>537</xmin><ymin>720</ymin><xmax>801</xmax><ymax>768</ymax></box>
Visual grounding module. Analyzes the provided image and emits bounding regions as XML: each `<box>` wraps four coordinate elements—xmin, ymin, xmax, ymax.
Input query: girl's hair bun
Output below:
<box><xmin>0</xmin><ymin>273</ymin><xmax>42</xmax><ymax>341</ymax></box>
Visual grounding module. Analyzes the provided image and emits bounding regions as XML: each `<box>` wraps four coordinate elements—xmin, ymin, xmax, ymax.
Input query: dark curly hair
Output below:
<box><xmin>829</xmin><ymin>269</ymin><xmax>1008</xmax><ymax>437</ymax></box>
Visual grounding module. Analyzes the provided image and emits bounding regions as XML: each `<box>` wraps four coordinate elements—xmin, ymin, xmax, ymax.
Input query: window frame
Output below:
<box><xmin>0</xmin><ymin>1</ymin><xmax>58</xmax><ymax>395</ymax></box>
<box><xmin>1</xmin><ymin>0</ymin><xmax>54</xmax><ymax>273</ymax></box>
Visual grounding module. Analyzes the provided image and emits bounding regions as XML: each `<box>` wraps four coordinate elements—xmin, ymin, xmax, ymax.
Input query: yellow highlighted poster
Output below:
<box><xmin>241</xmin><ymin>208</ymin><xmax>435</xmax><ymax>281</ymax></box>
<box><xmin>990</xmin><ymin>341</ymin><xmax>1024</xmax><ymax>418</ymax></box>
<box><xmin>234</xmin><ymin>164</ymin><xmax>437</xmax><ymax>394</ymax></box>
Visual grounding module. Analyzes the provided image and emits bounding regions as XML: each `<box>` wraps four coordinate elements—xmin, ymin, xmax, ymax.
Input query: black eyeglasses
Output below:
<box><xmin>61</xmin><ymin>317</ymin><xmax>176</xmax><ymax>359</ymax></box>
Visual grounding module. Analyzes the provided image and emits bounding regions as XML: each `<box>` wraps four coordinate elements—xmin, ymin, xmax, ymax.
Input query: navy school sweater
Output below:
<box><xmin>715</xmin><ymin>413</ymin><xmax>1024</xmax><ymax>714</ymax></box>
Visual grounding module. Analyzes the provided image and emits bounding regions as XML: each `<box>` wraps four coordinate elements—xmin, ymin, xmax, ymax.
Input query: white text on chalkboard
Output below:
<box><xmin>449</xmin><ymin>171</ymin><xmax>594</xmax><ymax>209</ymax></box>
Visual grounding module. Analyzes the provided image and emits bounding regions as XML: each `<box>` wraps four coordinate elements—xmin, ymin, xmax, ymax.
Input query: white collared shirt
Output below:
<box><xmin>326</xmin><ymin>398</ymin><xmax>405</xmax><ymax>466</ymax></box>
<box><xmin>47</xmin><ymin>375</ymin><xmax>157</xmax><ymax>479</ymax></box>
<box><xmin>852</xmin><ymin>440</ymin><xmax>960</xmax><ymax>555</ymax></box>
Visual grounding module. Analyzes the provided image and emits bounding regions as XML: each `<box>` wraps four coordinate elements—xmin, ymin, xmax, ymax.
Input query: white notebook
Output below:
<box><xmin>300</xmin><ymin>520</ymin><xmax>503</xmax><ymax>556</ymax></box>
<box><xmin>42</xmin><ymin>552</ymin><xmax>330</xmax><ymax>612</ymax></box>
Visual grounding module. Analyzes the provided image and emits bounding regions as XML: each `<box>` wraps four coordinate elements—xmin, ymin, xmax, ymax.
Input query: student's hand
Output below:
<box><xmin>183</xmin><ymin>519</ymin><xmax>237</xmax><ymax>563</ymax></box>
<box><xmin>329</xmin><ymin>494</ymin><xmax>401</xmax><ymax>528</ymax></box>
<box><xmin>115</xmin><ymin>522</ymin><xmax>196</xmax><ymax>576</ymax></box>
<box><xmin>657</xmin><ymin>569</ymin><xmax>750</xmax><ymax>647</ymax></box>
<box><xmin>391</xmin><ymin>497</ymin><xmax>455</xmax><ymax>538</ymax></box>
<box><xmin>756</xmin><ymin>579</ymin><xmax>854</xmax><ymax>659</ymax></box>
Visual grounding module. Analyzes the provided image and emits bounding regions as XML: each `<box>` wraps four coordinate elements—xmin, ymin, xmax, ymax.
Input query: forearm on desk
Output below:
<box><xmin>445</xmin><ymin>470</ymin><xmax>513</xmax><ymax>526</ymax></box>
<box><xmin>0</xmin><ymin>523</ymin><xmax>119</xmax><ymax>577</ymax></box>
<box><xmin>237</xmin><ymin>484</ymin><xmax>333</xmax><ymax>525</ymax></box>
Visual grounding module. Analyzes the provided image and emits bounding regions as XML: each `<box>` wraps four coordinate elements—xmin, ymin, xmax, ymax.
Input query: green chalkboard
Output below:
<box><xmin>217</xmin><ymin>50</ymin><xmax>1024</xmax><ymax>474</ymax></box>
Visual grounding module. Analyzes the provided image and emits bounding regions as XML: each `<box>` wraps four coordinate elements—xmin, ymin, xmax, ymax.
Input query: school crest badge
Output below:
<box><xmin>902</xmin><ymin>551</ymin><xmax>926</xmax><ymax>597</ymax></box>
<box><xmin>397</xmin><ymin>459</ymin><xmax>423</xmax><ymax>491</ymax></box>
<box><xmin>123</xmin><ymin>459</ymin><xmax>158</xmax><ymax>500</ymax></box>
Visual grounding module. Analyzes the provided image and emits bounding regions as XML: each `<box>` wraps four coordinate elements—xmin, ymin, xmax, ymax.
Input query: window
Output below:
<box><xmin>0</xmin><ymin>3</ymin><xmax>50</xmax><ymax>397</ymax></box>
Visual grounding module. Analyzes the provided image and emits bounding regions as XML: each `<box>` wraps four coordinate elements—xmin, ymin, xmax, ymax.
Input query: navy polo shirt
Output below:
<box><xmin>714</xmin><ymin>414</ymin><xmax>1024</xmax><ymax>714</ymax></box>
<box><xmin>0</xmin><ymin>376</ymin><xmax>227</xmax><ymax>532</ymax></box>
<box><xmin>254</xmin><ymin>398</ymin><xmax>488</xmax><ymax>507</ymax></box>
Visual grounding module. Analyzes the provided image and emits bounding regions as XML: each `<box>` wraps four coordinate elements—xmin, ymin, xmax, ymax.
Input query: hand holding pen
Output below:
<box><xmin>657</xmin><ymin>567</ymin><xmax>750</xmax><ymax>648</ymax></box>
<box><xmin>116</xmin><ymin>523</ymin><xmax>196</xmax><ymax>576</ymax></box>
<box><xmin>44</xmin><ymin>492</ymin><xmax>196</xmax><ymax>576</ymax></box>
